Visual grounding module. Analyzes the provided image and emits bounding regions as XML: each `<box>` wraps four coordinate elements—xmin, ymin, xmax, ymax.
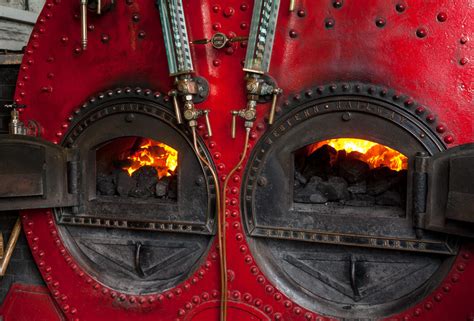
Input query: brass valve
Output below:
<box><xmin>231</xmin><ymin>101</ymin><xmax>257</xmax><ymax>139</ymax></box>
<box><xmin>231</xmin><ymin>74</ymin><xmax>282</xmax><ymax>138</ymax></box>
<box><xmin>169</xmin><ymin>75</ymin><xmax>213</xmax><ymax>136</ymax></box>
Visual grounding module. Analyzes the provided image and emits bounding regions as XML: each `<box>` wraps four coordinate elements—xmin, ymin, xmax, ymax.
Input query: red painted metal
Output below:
<box><xmin>4</xmin><ymin>0</ymin><xmax>473</xmax><ymax>320</ymax></box>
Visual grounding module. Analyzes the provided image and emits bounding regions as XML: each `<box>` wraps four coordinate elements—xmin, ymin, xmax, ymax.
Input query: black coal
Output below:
<box><xmin>294</xmin><ymin>144</ymin><xmax>407</xmax><ymax>207</ymax></box>
<box><xmin>97</xmin><ymin>165</ymin><xmax>177</xmax><ymax>199</ymax></box>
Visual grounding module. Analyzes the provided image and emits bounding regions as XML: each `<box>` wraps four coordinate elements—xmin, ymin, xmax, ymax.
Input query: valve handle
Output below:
<box><xmin>289</xmin><ymin>0</ymin><xmax>296</xmax><ymax>12</ymax></box>
<box><xmin>268</xmin><ymin>88</ymin><xmax>282</xmax><ymax>125</ymax></box>
<box><xmin>169</xmin><ymin>90</ymin><xmax>183</xmax><ymax>124</ymax></box>
<box><xmin>231</xmin><ymin>111</ymin><xmax>238</xmax><ymax>139</ymax></box>
<box><xmin>203</xmin><ymin>110</ymin><xmax>213</xmax><ymax>137</ymax></box>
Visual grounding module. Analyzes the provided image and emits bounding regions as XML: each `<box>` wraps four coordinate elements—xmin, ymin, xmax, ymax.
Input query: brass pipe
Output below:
<box><xmin>221</xmin><ymin>128</ymin><xmax>250</xmax><ymax>320</ymax></box>
<box><xmin>0</xmin><ymin>218</ymin><xmax>22</xmax><ymax>276</ymax></box>
<box><xmin>80</xmin><ymin>0</ymin><xmax>88</xmax><ymax>50</ymax></box>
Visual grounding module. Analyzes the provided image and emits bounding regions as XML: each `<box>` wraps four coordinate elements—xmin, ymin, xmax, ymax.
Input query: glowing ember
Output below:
<box><xmin>309</xmin><ymin>138</ymin><xmax>408</xmax><ymax>171</ymax></box>
<box><xmin>124</xmin><ymin>139</ymin><xmax>178</xmax><ymax>179</ymax></box>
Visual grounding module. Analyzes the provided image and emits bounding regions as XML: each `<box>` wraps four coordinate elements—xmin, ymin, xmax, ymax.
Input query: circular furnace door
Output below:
<box><xmin>54</xmin><ymin>89</ymin><xmax>216</xmax><ymax>294</ymax></box>
<box><xmin>242</xmin><ymin>83</ymin><xmax>458</xmax><ymax>319</ymax></box>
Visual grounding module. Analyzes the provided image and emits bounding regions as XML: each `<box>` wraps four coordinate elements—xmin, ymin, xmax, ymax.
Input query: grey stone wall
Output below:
<box><xmin>0</xmin><ymin>0</ymin><xmax>45</xmax><ymax>51</ymax></box>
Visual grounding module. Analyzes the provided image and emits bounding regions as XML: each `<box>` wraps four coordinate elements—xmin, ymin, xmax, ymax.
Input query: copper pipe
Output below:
<box><xmin>0</xmin><ymin>218</ymin><xmax>22</xmax><ymax>276</ymax></box>
<box><xmin>191</xmin><ymin>128</ymin><xmax>226</xmax><ymax>321</ymax></box>
<box><xmin>221</xmin><ymin>128</ymin><xmax>250</xmax><ymax>320</ymax></box>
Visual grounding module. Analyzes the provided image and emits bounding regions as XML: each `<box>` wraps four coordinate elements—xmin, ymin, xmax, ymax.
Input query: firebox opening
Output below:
<box><xmin>96</xmin><ymin>136</ymin><xmax>178</xmax><ymax>200</ymax></box>
<box><xmin>294</xmin><ymin>138</ymin><xmax>408</xmax><ymax>212</ymax></box>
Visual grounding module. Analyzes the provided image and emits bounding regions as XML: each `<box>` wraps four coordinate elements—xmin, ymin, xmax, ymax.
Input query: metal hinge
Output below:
<box><xmin>413</xmin><ymin>152</ymin><xmax>429</xmax><ymax>238</ymax></box>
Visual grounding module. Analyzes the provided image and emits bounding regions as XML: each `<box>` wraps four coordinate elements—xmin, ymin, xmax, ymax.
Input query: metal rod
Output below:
<box><xmin>0</xmin><ymin>218</ymin><xmax>22</xmax><ymax>276</ymax></box>
<box><xmin>289</xmin><ymin>0</ymin><xmax>296</xmax><ymax>12</ymax></box>
<box><xmin>97</xmin><ymin>0</ymin><xmax>101</xmax><ymax>14</ymax></box>
<box><xmin>80</xmin><ymin>0</ymin><xmax>88</xmax><ymax>50</ymax></box>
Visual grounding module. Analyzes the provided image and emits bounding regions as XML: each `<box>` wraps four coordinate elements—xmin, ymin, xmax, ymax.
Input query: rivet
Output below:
<box><xmin>60</xmin><ymin>36</ymin><xmax>68</xmax><ymax>43</ymax></box>
<box><xmin>240</xmin><ymin>3</ymin><xmax>248</xmax><ymax>11</ymax></box>
<box><xmin>138</xmin><ymin>31</ymin><xmax>146</xmax><ymax>39</ymax></box>
<box><xmin>254</xmin><ymin>299</ymin><xmax>262</xmax><ymax>307</ymax></box>
<box><xmin>460</xmin><ymin>37</ymin><xmax>468</xmax><ymax>44</ymax></box>
<box><xmin>415</xmin><ymin>106</ymin><xmax>425</xmax><ymax>114</ymax></box>
<box><xmin>436</xmin><ymin>125</ymin><xmax>446</xmax><ymax>133</ymax></box>
<box><xmin>342</xmin><ymin>112</ymin><xmax>351</xmax><ymax>121</ymax></box>
<box><xmin>212</xmin><ymin>5</ymin><xmax>220</xmax><ymax>13</ymax></box>
<box><xmin>396</xmin><ymin>3</ymin><xmax>406</xmax><ymax>13</ymax></box>
<box><xmin>185</xmin><ymin>302</ymin><xmax>192</xmax><ymax>310</ymax></box>
<box><xmin>202</xmin><ymin>292</ymin><xmax>210</xmax><ymax>300</ymax></box>
<box><xmin>224</xmin><ymin>7</ymin><xmax>235</xmax><ymax>17</ymax></box>
<box><xmin>232</xmin><ymin>291</ymin><xmax>240</xmax><ymax>299</ymax></box>
<box><xmin>250</xmin><ymin>266</ymin><xmax>259</xmax><ymax>274</ymax></box>
<box><xmin>333</xmin><ymin>0</ymin><xmax>343</xmax><ymax>8</ymax></box>
<box><xmin>74</xmin><ymin>47</ymin><xmax>82</xmax><ymax>54</ymax></box>
<box><xmin>239</xmin><ymin>245</ymin><xmax>247</xmax><ymax>252</ymax></box>
<box><xmin>244</xmin><ymin>255</ymin><xmax>252</xmax><ymax>263</ymax></box>
<box><xmin>462</xmin><ymin>252</ymin><xmax>471</xmax><ymax>260</ymax></box>
<box><xmin>416</xmin><ymin>27</ymin><xmax>427</xmax><ymax>38</ymax></box>
<box><xmin>265</xmin><ymin>285</ymin><xmax>274</xmax><ymax>293</ymax></box>
<box><xmin>274</xmin><ymin>313</ymin><xmax>282</xmax><ymax>321</ymax></box>
<box><xmin>88</xmin><ymin>24</ymin><xmax>95</xmax><ymax>31</ymax></box>
<box><xmin>414</xmin><ymin>308</ymin><xmax>422</xmax><ymax>317</ymax></box>
<box><xmin>256</xmin><ymin>275</ymin><xmax>265</xmax><ymax>283</ymax></box>
<box><xmin>125</xmin><ymin>0</ymin><xmax>133</xmax><ymax>4</ymax></box>
<box><xmin>434</xmin><ymin>293</ymin><xmax>443</xmax><ymax>302</ymax></box>
<box><xmin>297</xmin><ymin>9</ymin><xmax>306</xmax><ymax>17</ymax></box>
<box><xmin>213</xmin><ymin>23</ymin><xmax>221</xmax><ymax>31</ymax></box>
<box><xmin>451</xmin><ymin>274</ymin><xmax>460</xmax><ymax>282</ymax></box>
<box><xmin>443</xmin><ymin>135</ymin><xmax>454</xmax><ymax>144</ymax></box>
<box><xmin>325</xmin><ymin>18</ymin><xmax>335</xmax><ymax>29</ymax></box>
<box><xmin>426</xmin><ymin>114</ymin><xmax>436</xmax><ymax>123</ymax></box>
<box><xmin>101</xmin><ymin>34</ymin><xmax>110</xmax><ymax>43</ymax></box>
<box><xmin>457</xmin><ymin>263</ymin><xmax>466</xmax><ymax>271</ymax></box>
<box><xmin>264</xmin><ymin>305</ymin><xmax>273</xmax><ymax>313</ymax></box>
<box><xmin>243</xmin><ymin>293</ymin><xmax>252</xmax><ymax>302</ymax></box>
<box><xmin>132</xmin><ymin>13</ymin><xmax>140</xmax><ymax>22</ymax></box>
<box><xmin>225</xmin><ymin>47</ymin><xmax>234</xmax><ymax>55</ymax></box>
<box><xmin>284</xmin><ymin>300</ymin><xmax>293</xmax><ymax>308</ymax></box>
<box><xmin>240</xmin><ymin>22</ymin><xmax>248</xmax><ymax>30</ymax></box>
<box><xmin>294</xmin><ymin>307</ymin><xmax>302</xmax><ymax>315</ymax></box>
<box><xmin>437</xmin><ymin>12</ymin><xmax>447</xmax><ymax>22</ymax></box>
<box><xmin>376</xmin><ymin>17</ymin><xmax>386</xmax><ymax>28</ymax></box>
<box><xmin>424</xmin><ymin>302</ymin><xmax>433</xmax><ymax>310</ymax></box>
<box><xmin>305</xmin><ymin>313</ymin><xmax>314</xmax><ymax>320</ymax></box>
<box><xmin>460</xmin><ymin>57</ymin><xmax>469</xmax><ymax>65</ymax></box>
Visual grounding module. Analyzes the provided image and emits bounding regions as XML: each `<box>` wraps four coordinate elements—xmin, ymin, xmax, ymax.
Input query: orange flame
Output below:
<box><xmin>309</xmin><ymin>138</ymin><xmax>408</xmax><ymax>171</ymax></box>
<box><xmin>124</xmin><ymin>139</ymin><xmax>178</xmax><ymax>179</ymax></box>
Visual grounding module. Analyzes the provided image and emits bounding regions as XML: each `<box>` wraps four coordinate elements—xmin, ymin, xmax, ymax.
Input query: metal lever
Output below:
<box><xmin>289</xmin><ymin>0</ymin><xmax>296</xmax><ymax>12</ymax></box>
<box><xmin>169</xmin><ymin>90</ymin><xmax>183</xmax><ymax>124</ymax></box>
<box><xmin>231</xmin><ymin>111</ymin><xmax>238</xmax><ymax>139</ymax></box>
<box><xmin>203</xmin><ymin>110</ymin><xmax>213</xmax><ymax>137</ymax></box>
<box><xmin>80</xmin><ymin>0</ymin><xmax>88</xmax><ymax>50</ymax></box>
<box><xmin>268</xmin><ymin>88</ymin><xmax>282</xmax><ymax>125</ymax></box>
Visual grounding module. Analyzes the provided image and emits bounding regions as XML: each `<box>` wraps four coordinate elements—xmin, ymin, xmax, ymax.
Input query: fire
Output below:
<box><xmin>124</xmin><ymin>139</ymin><xmax>178</xmax><ymax>178</ymax></box>
<box><xmin>309</xmin><ymin>138</ymin><xmax>408</xmax><ymax>171</ymax></box>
